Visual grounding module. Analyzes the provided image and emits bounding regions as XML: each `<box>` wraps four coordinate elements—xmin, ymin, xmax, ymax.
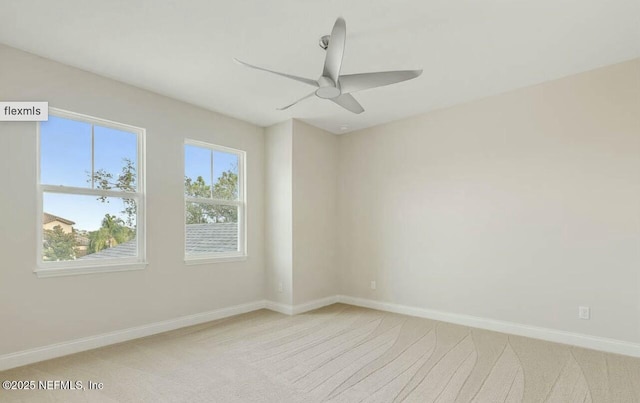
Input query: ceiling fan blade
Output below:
<box><xmin>331</xmin><ymin>93</ymin><xmax>364</xmax><ymax>114</ymax></box>
<box><xmin>234</xmin><ymin>58</ymin><xmax>318</xmax><ymax>87</ymax></box>
<box><xmin>277</xmin><ymin>91</ymin><xmax>316</xmax><ymax>111</ymax></box>
<box><xmin>322</xmin><ymin>17</ymin><xmax>346</xmax><ymax>84</ymax></box>
<box><xmin>339</xmin><ymin>70</ymin><xmax>423</xmax><ymax>94</ymax></box>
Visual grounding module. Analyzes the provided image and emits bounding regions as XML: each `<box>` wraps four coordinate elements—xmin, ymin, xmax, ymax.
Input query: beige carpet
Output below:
<box><xmin>1</xmin><ymin>304</ymin><xmax>639</xmax><ymax>402</ymax></box>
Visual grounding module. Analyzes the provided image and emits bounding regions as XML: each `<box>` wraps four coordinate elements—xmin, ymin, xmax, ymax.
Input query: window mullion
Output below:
<box><xmin>184</xmin><ymin>197</ymin><xmax>241</xmax><ymax>207</ymax></box>
<box><xmin>91</xmin><ymin>124</ymin><xmax>95</xmax><ymax>189</ymax></box>
<box><xmin>41</xmin><ymin>185</ymin><xmax>141</xmax><ymax>200</ymax></box>
<box><xmin>210</xmin><ymin>149</ymin><xmax>214</xmax><ymax>199</ymax></box>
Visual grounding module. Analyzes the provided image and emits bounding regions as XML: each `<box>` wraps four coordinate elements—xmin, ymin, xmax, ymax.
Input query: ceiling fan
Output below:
<box><xmin>234</xmin><ymin>17</ymin><xmax>422</xmax><ymax>114</ymax></box>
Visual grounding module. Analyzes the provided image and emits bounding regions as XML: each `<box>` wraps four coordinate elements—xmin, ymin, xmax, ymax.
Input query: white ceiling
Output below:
<box><xmin>0</xmin><ymin>0</ymin><xmax>638</xmax><ymax>134</ymax></box>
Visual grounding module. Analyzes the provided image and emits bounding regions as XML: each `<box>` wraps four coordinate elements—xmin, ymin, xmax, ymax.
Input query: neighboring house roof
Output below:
<box><xmin>43</xmin><ymin>212</ymin><xmax>75</xmax><ymax>226</ymax></box>
<box><xmin>186</xmin><ymin>222</ymin><xmax>238</xmax><ymax>254</ymax></box>
<box><xmin>81</xmin><ymin>239</ymin><xmax>137</xmax><ymax>259</ymax></box>
<box><xmin>80</xmin><ymin>222</ymin><xmax>238</xmax><ymax>260</ymax></box>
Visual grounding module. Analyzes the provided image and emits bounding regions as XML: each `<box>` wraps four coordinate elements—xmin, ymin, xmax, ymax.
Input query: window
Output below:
<box><xmin>37</xmin><ymin>108</ymin><xmax>145</xmax><ymax>277</ymax></box>
<box><xmin>184</xmin><ymin>140</ymin><xmax>246</xmax><ymax>263</ymax></box>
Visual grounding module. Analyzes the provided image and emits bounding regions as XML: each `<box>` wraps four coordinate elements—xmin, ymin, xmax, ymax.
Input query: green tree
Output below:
<box><xmin>43</xmin><ymin>225</ymin><xmax>77</xmax><ymax>261</ymax></box>
<box><xmin>89</xmin><ymin>158</ymin><xmax>137</xmax><ymax>226</ymax></box>
<box><xmin>185</xmin><ymin>175</ymin><xmax>211</xmax><ymax>198</ymax></box>
<box><xmin>88</xmin><ymin>214</ymin><xmax>135</xmax><ymax>253</ymax></box>
<box><xmin>212</xmin><ymin>170</ymin><xmax>239</xmax><ymax>200</ymax></box>
<box><xmin>185</xmin><ymin>170</ymin><xmax>238</xmax><ymax>224</ymax></box>
<box><xmin>185</xmin><ymin>176</ymin><xmax>213</xmax><ymax>224</ymax></box>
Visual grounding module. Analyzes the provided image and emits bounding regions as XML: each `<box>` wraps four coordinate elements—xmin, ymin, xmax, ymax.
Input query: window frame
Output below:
<box><xmin>35</xmin><ymin>107</ymin><xmax>147</xmax><ymax>278</ymax></box>
<box><xmin>183</xmin><ymin>139</ymin><xmax>247</xmax><ymax>264</ymax></box>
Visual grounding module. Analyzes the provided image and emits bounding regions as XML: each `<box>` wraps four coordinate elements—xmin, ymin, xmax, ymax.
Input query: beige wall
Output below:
<box><xmin>264</xmin><ymin>121</ymin><xmax>293</xmax><ymax>305</ymax></box>
<box><xmin>292</xmin><ymin>120</ymin><xmax>339</xmax><ymax>305</ymax></box>
<box><xmin>0</xmin><ymin>44</ymin><xmax>265</xmax><ymax>355</ymax></box>
<box><xmin>264</xmin><ymin>120</ymin><xmax>339</xmax><ymax>306</ymax></box>
<box><xmin>338</xmin><ymin>59</ymin><xmax>640</xmax><ymax>343</ymax></box>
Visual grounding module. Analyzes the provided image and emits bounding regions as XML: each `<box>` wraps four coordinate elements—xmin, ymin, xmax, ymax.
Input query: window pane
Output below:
<box><xmin>42</xmin><ymin>193</ymin><xmax>137</xmax><ymax>262</ymax></box>
<box><xmin>94</xmin><ymin>125</ymin><xmax>137</xmax><ymax>192</ymax></box>
<box><xmin>212</xmin><ymin>151</ymin><xmax>239</xmax><ymax>200</ymax></box>
<box><xmin>40</xmin><ymin>116</ymin><xmax>91</xmax><ymax>187</ymax></box>
<box><xmin>185</xmin><ymin>145</ymin><xmax>211</xmax><ymax>198</ymax></box>
<box><xmin>185</xmin><ymin>203</ymin><xmax>238</xmax><ymax>254</ymax></box>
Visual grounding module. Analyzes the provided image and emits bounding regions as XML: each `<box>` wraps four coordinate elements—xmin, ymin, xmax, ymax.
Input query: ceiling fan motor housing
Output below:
<box><xmin>315</xmin><ymin>76</ymin><xmax>341</xmax><ymax>99</ymax></box>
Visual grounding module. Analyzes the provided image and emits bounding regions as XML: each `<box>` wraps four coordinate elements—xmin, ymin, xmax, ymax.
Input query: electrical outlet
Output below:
<box><xmin>278</xmin><ymin>282</ymin><xmax>283</xmax><ymax>293</ymax></box>
<box><xmin>578</xmin><ymin>306</ymin><xmax>590</xmax><ymax>320</ymax></box>
<box><xmin>370</xmin><ymin>280</ymin><xmax>376</xmax><ymax>290</ymax></box>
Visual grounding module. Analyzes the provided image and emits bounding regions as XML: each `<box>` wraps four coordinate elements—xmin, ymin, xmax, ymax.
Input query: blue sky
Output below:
<box><xmin>185</xmin><ymin>145</ymin><xmax>238</xmax><ymax>195</ymax></box>
<box><xmin>41</xmin><ymin>116</ymin><xmax>237</xmax><ymax>231</ymax></box>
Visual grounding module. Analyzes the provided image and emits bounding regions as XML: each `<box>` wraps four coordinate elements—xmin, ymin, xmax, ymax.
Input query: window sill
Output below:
<box><xmin>34</xmin><ymin>262</ymin><xmax>148</xmax><ymax>278</ymax></box>
<box><xmin>184</xmin><ymin>255</ymin><xmax>247</xmax><ymax>266</ymax></box>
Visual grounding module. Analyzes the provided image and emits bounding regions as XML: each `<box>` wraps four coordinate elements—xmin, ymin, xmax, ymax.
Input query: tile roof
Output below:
<box><xmin>80</xmin><ymin>239</ymin><xmax>137</xmax><ymax>259</ymax></box>
<box><xmin>79</xmin><ymin>222</ymin><xmax>238</xmax><ymax>260</ymax></box>
<box><xmin>185</xmin><ymin>222</ymin><xmax>238</xmax><ymax>254</ymax></box>
<box><xmin>43</xmin><ymin>212</ymin><xmax>75</xmax><ymax>226</ymax></box>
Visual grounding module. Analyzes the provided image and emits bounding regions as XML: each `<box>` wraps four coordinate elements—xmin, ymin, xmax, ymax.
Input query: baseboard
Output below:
<box><xmin>0</xmin><ymin>295</ymin><xmax>340</xmax><ymax>371</ymax></box>
<box><xmin>265</xmin><ymin>300</ymin><xmax>293</xmax><ymax>315</ymax></box>
<box><xmin>292</xmin><ymin>295</ymin><xmax>340</xmax><ymax>315</ymax></box>
<box><xmin>265</xmin><ymin>295</ymin><xmax>339</xmax><ymax>316</ymax></box>
<box><xmin>0</xmin><ymin>300</ymin><xmax>267</xmax><ymax>371</ymax></box>
<box><xmin>337</xmin><ymin>295</ymin><xmax>640</xmax><ymax>358</ymax></box>
<box><xmin>4</xmin><ymin>295</ymin><xmax>637</xmax><ymax>371</ymax></box>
